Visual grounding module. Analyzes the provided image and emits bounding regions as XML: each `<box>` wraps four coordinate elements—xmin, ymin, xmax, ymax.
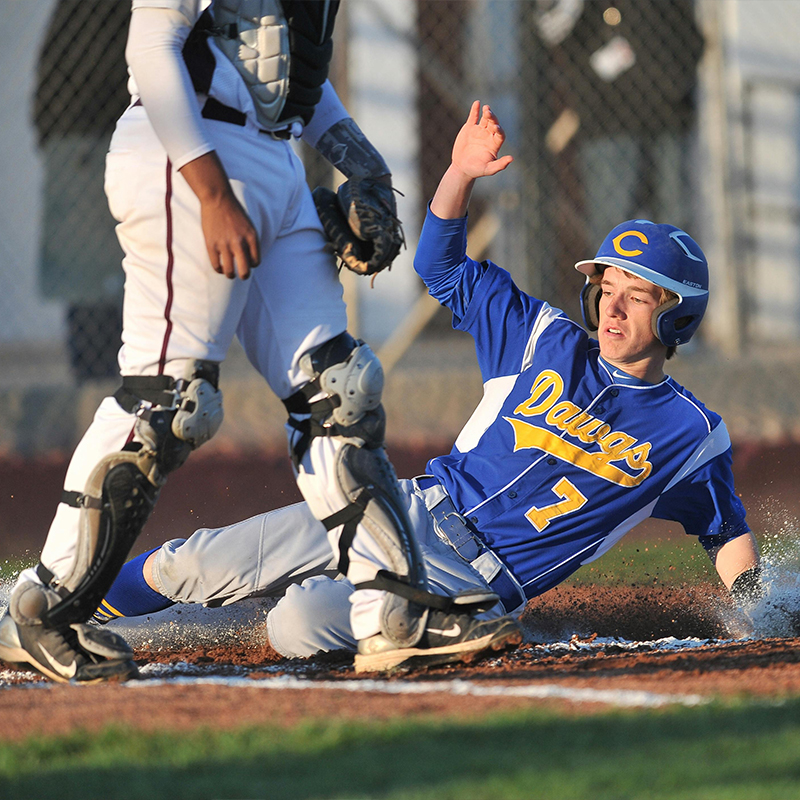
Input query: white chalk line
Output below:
<box><xmin>124</xmin><ymin>672</ymin><xmax>709</xmax><ymax>709</ymax></box>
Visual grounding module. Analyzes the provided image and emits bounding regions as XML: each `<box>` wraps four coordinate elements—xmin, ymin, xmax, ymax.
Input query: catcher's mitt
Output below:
<box><xmin>312</xmin><ymin>178</ymin><xmax>405</xmax><ymax>276</ymax></box>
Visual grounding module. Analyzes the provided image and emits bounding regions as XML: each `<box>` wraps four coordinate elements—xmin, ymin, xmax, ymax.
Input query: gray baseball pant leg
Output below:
<box><xmin>151</xmin><ymin>501</ymin><xmax>339</xmax><ymax>607</ymax></box>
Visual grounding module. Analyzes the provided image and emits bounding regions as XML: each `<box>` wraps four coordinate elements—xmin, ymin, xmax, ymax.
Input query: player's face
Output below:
<box><xmin>597</xmin><ymin>267</ymin><xmax>667</xmax><ymax>380</ymax></box>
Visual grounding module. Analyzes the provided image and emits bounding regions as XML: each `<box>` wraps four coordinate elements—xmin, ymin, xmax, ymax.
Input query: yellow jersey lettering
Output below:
<box><xmin>563</xmin><ymin>412</ymin><xmax>606</xmax><ymax>443</ymax></box>
<box><xmin>505</xmin><ymin>417</ymin><xmax>651</xmax><ymax>487</ymax></box>
<box><xmin>595</xmin><ymin>431</ymin><xmax>637</xmax><ymax>464</ymax></box>
<box><xmin>514</xmin><ymin>369</ymin><xmax>563</xmax><ymax>417</ymax></box>
<box><xmin>545</xmin><ymin>401</ymin><xmax>582</xmax><ymax>428</ymax></box>
<box><xmin>509</xmin><ymin>370</ymin><xmax>654</xmax><ymax>487</ymax></box>
<box><xmin>624</xmin><ymin>442</ymin><xmax>653</xmax><ymax>480</ymax></box>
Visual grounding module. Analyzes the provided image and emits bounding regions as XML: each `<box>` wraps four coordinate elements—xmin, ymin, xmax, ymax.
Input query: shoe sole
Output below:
<box><xmin>354</xmin><ymin>624</ymin><xmax>522</xmax><ymax>674</ymax></box>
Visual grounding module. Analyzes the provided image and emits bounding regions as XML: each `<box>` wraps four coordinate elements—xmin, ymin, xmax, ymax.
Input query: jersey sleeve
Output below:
<box><xmin>300</xmin><ymin>80</ymin><xmax>349</xmax><ymax>148</ymax></box>
<box><xmin>127</xmin><ymin>5</ymin><xmax>213</xmax><ymax>170</ymax></box>
<box><xmin>414</xmin><ymin>206</ymin><xmax>483</xmax><ymax>321</ymax></box>
<box><xmin>652</xmin><ymin>445</ymin><xmax>750</xmax><ymax>551</ymax></box>
<box><xmin>414</xmin><ymin>206</ymin><xmax>553</xmax><ymax>379</ymax></box>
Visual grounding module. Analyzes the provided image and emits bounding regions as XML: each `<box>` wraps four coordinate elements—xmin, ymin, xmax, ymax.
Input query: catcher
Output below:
<box><xmin>0</xmin><ymin>3</ymin><xmax>519</xmax><ymax>684</ymax></box>
<box><xmin>91</xmin><ymin>102</ymin><xmax>768</xmax><ymax>661</ymax></box>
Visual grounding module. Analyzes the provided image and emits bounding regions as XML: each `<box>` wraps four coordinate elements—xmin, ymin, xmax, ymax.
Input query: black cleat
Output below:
<box><xmin>0</xmin><ymin>613</ymin><xmax>138</xmax><ymax>684</ymax></box>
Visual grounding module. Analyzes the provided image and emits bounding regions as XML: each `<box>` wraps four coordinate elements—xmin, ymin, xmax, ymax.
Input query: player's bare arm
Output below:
<box><xmin>179</xmin><ymin>153</ymin><xmax>260</xmax><ymax>280</ymax></box>
<box><xmin>431</xmin><ymin>101</ymin><xmax>514</xmax><ymax>220</ymax></box>
<box><xmin>709</xmin><ymin>531</ymin><xmax>761</xmax><ymax>591</ymax></box>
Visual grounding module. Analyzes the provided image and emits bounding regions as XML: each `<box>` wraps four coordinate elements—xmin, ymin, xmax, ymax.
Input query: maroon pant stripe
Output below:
<box><xmin>158</xmin><ymin>158</ymin><xmax>175</xmax><ymax>375</ymax></box>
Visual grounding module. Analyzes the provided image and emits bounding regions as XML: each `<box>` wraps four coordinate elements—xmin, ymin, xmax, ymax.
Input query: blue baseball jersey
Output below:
<box><xmin>414</xmin><ymin>208</ymin><xmax>749</xmax><ymax>599</ymax></box>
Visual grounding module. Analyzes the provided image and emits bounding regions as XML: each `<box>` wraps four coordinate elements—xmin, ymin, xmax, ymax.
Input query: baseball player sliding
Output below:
<box><xmin>95</xmin><ymin>102</ymin><xmax>764</xmax><ymax>661</ymax></box>
<box><xmin>0</xmin><ymin>4</ymin><xmax>521</xmax><ymax>683</ymax></box>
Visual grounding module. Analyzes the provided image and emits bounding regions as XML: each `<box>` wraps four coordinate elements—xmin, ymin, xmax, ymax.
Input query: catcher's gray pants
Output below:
<box><xmin>151</xmin><ymin>478</ymin><xmax>524</xmax><ymax>657</ymax></box>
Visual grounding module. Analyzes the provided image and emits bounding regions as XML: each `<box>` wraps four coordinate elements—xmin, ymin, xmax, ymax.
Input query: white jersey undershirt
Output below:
<box><xmin>126</xmin><ymin>1</ymin><xmax>348</xmax><ymax>169</ymax></box>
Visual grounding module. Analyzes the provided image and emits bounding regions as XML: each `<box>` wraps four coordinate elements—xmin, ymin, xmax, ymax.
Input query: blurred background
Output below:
<box><xmin>2</xmin><ymin>0</ymin><xmax>800</xmax><ymax>554</ymax></box>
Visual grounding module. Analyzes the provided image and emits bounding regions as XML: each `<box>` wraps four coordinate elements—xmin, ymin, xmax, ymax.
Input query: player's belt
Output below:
<box><xmin>416</xmin><ymin>475</ymin><xmax>527</xmax><ymax>615</ymax></box>
<box><xmin>130</xmin><ymin>97</ymin><xmax>293</xmax><ymax>140</ymax></box>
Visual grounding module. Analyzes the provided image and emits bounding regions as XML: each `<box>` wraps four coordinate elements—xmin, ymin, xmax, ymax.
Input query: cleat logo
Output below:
<box><xmin>428</xmin><ymin>624</ymin><xmax>461</xmax><ymax>638</ymax></box>
<box><xmin>38</xmin><ymin>644</ymin><xmax>77</xmax><ymax>679</ymax></box>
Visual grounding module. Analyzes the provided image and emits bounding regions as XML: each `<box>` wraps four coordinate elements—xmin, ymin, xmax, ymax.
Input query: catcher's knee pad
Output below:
<box><xmin>39</xmin><ymin>361</ymin><xmax>223</xmax><ymax>627</ymax></box>
<box><xmin>284</xmin><ymin>332</ymin><xmax>386</xmax><ymax>465</ymax></box>
<box><xmin>115</xmin><ymin>359</ymin><xmax>224</xmax><ymax>483</ymax></box>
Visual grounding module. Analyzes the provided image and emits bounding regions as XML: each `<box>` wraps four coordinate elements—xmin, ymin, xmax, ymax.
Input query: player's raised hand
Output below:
<box><xmin>430</xmin><ymin>102</ymin><xmax>514</xmax><ymax>219</ymax></box>
<box><xmin>451</xmin><ymin>101</ymin><xmax>513</xmax><ymax>180</ymax></box>
<box><xmin>180</xmin><ymin>151</ymin><xmax>260</xmax><ymax>280</ymax></box>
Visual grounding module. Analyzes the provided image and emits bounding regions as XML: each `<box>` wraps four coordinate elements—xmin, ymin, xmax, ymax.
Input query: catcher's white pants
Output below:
<box><xmin>26</xmin><ymin>105</ymin><xmax>393</xmax><ymax>640</ymax></box>
<box><xmin>149</xmin><ymin>479</ymin><xmax>506</xmax><ymax>658</ymax></box>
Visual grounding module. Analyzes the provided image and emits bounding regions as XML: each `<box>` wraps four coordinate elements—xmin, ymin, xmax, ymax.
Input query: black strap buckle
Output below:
<box><xmin>355</xmin><ymin>571</ymin><xmax>500</xmax><ymax>614</ymax></box>
<box><xmin>61</xmin><ymin>490</ymin><xmax>103</xmax><ymax>510</ymax></box>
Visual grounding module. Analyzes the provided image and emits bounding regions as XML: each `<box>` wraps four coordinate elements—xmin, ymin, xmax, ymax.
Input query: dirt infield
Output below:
<box><xmin>1</xmin><ymin>442</ymin><xmax>799</xmax><ymax>741</ymax></box>
<box><xmin>1</xmin><ymin>584</ymin><xmax>799</xmax><ymax>743</ymax></box>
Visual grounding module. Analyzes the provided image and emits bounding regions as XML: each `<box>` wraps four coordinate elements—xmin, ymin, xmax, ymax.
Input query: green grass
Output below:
<box><xmin>565</xmin><ymin>534</ymin><xmax>715</xmax><ymax>588</ymax></box>
<box><xmin>1</xmin><ymin>700</ymin><xmax>800</xmax><ymax>799</ymax></box>
<box><xmin>0</xmin><ymin>557</ymin><xmax>35</xmax><ymax>583</ymax></box>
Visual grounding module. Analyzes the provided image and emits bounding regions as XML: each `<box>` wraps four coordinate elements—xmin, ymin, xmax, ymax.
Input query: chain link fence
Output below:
<box><xmin>34</xmin><ymin>1</ymin><xmax>128</xmax><ymax>379</ymax></box>
<box><xmin>2</xmin><ymin>0</ymin><xmax>800</xmax><ymax>453</ymax></box>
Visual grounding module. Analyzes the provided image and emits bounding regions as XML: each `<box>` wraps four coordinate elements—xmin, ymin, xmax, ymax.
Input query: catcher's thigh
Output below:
<box><xmin>106</xmin><ymin>109</ymin><xmax>252</xmax><ymax>374</ymax></box>
<box><xmin>236</xmin><ymin>166</ymin><xmax>347</xmax><ymax>400</ymax></box>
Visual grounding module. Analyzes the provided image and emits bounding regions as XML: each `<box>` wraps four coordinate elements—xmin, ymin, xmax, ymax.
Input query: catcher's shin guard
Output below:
<box><xmin>286</xmin><ymin>334</ymin><xmax>483</xmax><ymax>648</ymax></box>
<box><xmin>42</xmin><ymin>361</ymin><xmax>223</xmax><ymax>627</ymax></box>
<box><xmin>42</xmin><ymin>451</ymin><xmax>160</xmax><ymax>627</ymax></box>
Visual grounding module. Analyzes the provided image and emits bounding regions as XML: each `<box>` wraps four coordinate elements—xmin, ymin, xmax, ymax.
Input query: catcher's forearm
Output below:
<box><xmin>313</xmin><ymin>118</ymin><xmax>391</xmax><ymax>180</ymax></box>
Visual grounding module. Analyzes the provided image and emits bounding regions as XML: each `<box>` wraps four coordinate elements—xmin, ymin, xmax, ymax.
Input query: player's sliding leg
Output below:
<box><xmin>0</xmin><ymin>361</ymin><xmax>223</xmax><ymax>683</ymax></box>
<box><xmin>91</xmin><ymin>547</ymin><xmax>175</xmax><ymax>624</ymax></box>
<box><xmin>283</xmin><ymin>331</ymin><xmax>521</xmax><ymax>673</ymax></box>
<box><xmin>92</xmin><ymin>501</ymin><xmax>340</xmax><ymax>624</ymax></box>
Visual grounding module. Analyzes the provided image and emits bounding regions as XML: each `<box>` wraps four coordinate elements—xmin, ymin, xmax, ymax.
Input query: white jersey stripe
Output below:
<box><xmin>664</xmin><ymin>422</ymin><xmax>731</xmax><ymax>493</ymax></box>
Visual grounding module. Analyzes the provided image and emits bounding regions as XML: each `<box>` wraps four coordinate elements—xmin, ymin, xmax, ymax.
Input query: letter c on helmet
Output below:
<box><xmin>612</xmin><ymin>230</ymin><xmax>648</xmax><ymax>257</ymax></box>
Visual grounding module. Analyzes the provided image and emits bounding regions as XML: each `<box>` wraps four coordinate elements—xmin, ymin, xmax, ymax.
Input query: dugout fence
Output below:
<box><xmin>2</xmin><ymin>0</ymin><xmax>800</xmax><ymax>453</ymax></box>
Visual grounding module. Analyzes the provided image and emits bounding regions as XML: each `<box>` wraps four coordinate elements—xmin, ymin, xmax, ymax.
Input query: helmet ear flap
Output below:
<box><xmin>580</xmin><ymin>281</ymin><xmax>602</xmax><ymax>332</ymax></box>
<box><xmin>652</xmin><ymin>296</ymin><xmax>680</xmax><ymax>344</ymax></box>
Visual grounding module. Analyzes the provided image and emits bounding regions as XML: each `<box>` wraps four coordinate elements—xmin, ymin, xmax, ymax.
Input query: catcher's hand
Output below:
<box><xmin>312</xmin><ymin>178</ymin><xmax>405</xmax><ymax>276</ymax></box>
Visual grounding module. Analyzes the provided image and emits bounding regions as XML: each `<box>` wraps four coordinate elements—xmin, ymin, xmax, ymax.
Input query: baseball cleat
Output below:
<box><xmin>0</xmin><ymin>613</ymin><xmax>138</xmax><ymax>684</ymax></box>
<box><xmin>354</xmin><ymin>611</ymin><xmax>522</xmax><ymax>674</ymax></box>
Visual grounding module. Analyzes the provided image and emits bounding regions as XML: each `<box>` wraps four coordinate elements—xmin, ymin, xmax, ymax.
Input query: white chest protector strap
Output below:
<box><xmin>211</xmin><ymin>0</ymin><xmax>294</xmax><ymax>131</ymax></box>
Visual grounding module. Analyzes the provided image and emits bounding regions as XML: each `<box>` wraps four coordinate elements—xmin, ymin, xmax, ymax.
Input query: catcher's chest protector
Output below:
<box><xmin>199</xmin><ymin>0</ymin><xmax>338</xmax><ymax>131</ymax></box>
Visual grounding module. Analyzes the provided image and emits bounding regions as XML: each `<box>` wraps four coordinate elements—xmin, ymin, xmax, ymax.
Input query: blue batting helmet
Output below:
<box><xmin>574</xmin><ymin>219</ymin><xmax>709</xmax><ymax>348</ymax></box>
